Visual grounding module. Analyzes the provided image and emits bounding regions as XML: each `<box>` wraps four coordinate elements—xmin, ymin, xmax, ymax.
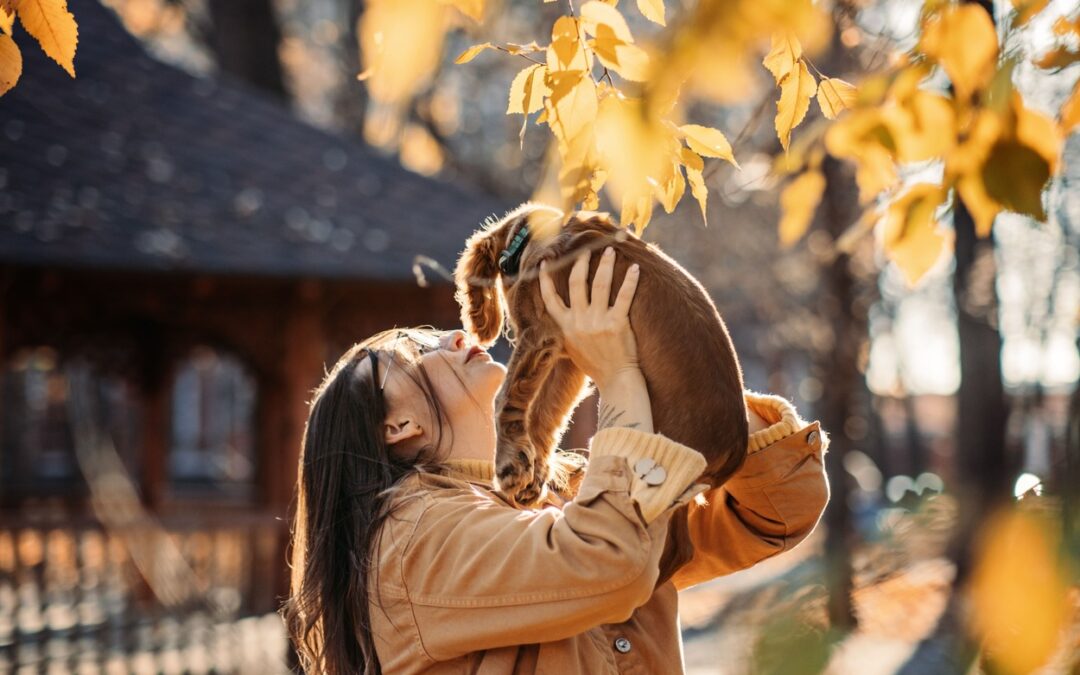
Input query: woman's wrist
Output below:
<box><xmin>595</xmin><ymin>367</ymin><xmax>653</xmax><ymax>434</ymax></box>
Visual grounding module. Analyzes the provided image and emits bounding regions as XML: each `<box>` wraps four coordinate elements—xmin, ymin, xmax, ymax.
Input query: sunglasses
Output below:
<box><xmin>377</xmin><ymin>330</ymin><xmax>443</xmax><ymax>390</ymax></box>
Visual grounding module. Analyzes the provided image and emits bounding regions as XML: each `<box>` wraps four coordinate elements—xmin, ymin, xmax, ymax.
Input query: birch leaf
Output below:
<box><xmin>775</xmin><ymin>60</ymin><xmax>816</xmax><ymax>152</ymax></box>
<box><xmin>763</xmin><ymin>32</ymin><xmax>802</xmax><ymax>85</ymax></box>
<box><xmin>636</xmin><ymin>0</ymin><xmax>664</xmax><ymax>26</ymax></box>
<box><xmin>779</xmin><ymin>170</ymin><xmax>825</xmax><ymax>247</ymax></box>
<box><xmin>440</xmin><ymin>0</ymin><xmax>485</xmax><ymax>22</ymax></box>
<box><xmin>679</xmin><ymin>124</ymin><xmax>738</xmax><ymax>168</ymax></box>
<box><xmin>580</xmin><ymin>0</ymin><xmax>633</xmax><ymax>42</ymax></box>
<box><xmin>816</xmin><ymin>78</ymin><xmax>857</xmax><ymax>120</ymax></box>
<box><xmin>0</xmin><ymin>32</ymin><xmax>20</xmax><ymax>95</ymax></box>
<box><xmin>18</xmin><ymin>0</ymin><xmax>77</xmax><ymax>77</ymax></box>
<box><xmin>680</xmin><ymin>147</ymin><xmax>707</xmax><ymax>224</ymax></box>
<box><xmin>455</xmin><ymin>42</ymin><xmax>494</xmax><ymax>64</ymax></box>
<box><xmin>920</xmin><ymin>4</ymin><xmax>998</xmax><ymax>101</ymax></box>
<box><xmin>0</xmin><ymin>7</ymin><xmax>13</xmax><ymax>34</ymax></box>
<box><xmin>883</xmin><ymin>184</ymin><xmax>950</xmax><ymax>286</ymax></box>
<box><xmin>507</xmin><ymin>63</ymin><xmax>547</xmax><ymax>115</ymax></box>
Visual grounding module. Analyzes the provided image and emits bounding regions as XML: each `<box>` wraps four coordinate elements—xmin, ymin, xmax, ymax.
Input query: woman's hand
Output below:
<box><xmin>539</xmin><ymin>247</ymin><xmax>641</xmax><ymax>392</ymax></box>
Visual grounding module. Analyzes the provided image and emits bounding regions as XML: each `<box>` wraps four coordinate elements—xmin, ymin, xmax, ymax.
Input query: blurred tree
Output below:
<box><xmin>205</xmin><ymin>0</ymin><xmax>287</xmax><ymax>98</ymax></box>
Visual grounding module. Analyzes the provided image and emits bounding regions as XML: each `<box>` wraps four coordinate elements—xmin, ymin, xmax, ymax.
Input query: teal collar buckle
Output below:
<box><xmin>498</xmin><ymin>224</ymin><xmax>530</xmax><ymax>275</ymax></box>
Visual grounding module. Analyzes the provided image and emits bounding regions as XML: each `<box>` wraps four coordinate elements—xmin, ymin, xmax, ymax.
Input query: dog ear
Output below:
<box><xmin>454</xmin><ymin>227</ymin><xmax>504</xmax><ymax>345</ymax></box>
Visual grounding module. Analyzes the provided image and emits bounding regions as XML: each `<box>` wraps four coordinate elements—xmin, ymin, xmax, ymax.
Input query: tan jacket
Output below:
<box><xmin>369</xmin><ymin>393</ymin><xmax>829</xmax><ymax>674</ymax></box>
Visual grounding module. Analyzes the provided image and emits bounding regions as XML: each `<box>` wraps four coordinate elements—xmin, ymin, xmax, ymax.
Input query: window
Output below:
<box><xmin>1</xmin><ymin>347</ymin><xmax>140</xmax><ymax>501</ymax></box>
<box><xmin>168</xmin><ymin>347</ymin><xmax>256</xmax><ymax>500</ymax></box>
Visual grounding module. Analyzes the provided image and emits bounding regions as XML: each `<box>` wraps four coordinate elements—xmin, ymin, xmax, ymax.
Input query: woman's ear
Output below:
<box><xmin>454</xmin><ymin>226</ymin><xmax>505</xmax><ymax>345</ymax></box>
<box><xmin>383</xmin><ymin>416</ymin><xmax>424</xmax><ymax>447</ymax></box>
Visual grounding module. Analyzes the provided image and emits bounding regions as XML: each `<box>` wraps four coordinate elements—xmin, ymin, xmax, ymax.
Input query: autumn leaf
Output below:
<box><xmin>636</xmin><ymin>0</ymin><xmax>664</xmax><ymax>27</ymax></box>
<box><xmin>816</xmin><ymin>78</ymin><xmax>856</xmax><ymax>119</ymax></box>
<box><xmin>1052</xmin><ymin>15</ymin><xmax>1080</xmax><ymax>38</ymax></box>
<box><xmin>507</xmin><ymin>63</ymin><xmax>548</xmax><ymax>115</ymax></box>
<box><xmin>883</xmin><ymin>184</ymin><xmax>950</xmax><ymax>286</ymax></box>
<box><xmin>360</xmin><ymin>0</ymin><xmax>447</xmax><ymax>107</ymax></box>
<box><xmin>778</xmin><ymin>169</ymin><xmax>825</xmax><ymax>247</ymax></box>
<box><xmin>0</xmin><ymin>0</ymin><xmax>17</xmax><ymax>16</ymax></box>
<box><xmin>580</xmin><ymin>0</ymin><xmax>633</xmax><ymax>42</ymax></box>
<box><xmin>763</xmin><ymin>32</ymin><xmax>802</xmax><ymax>85</ymax></box>
<box><xmin>679</xmin><ymin>124</ymin><xmax>738</xmax><ymax>168</ymax></box>
<box><xmin>439</xmin><ymin>0</ymin><xmax>485</xmax><ymax>23</ymax></box>
<box><xmin>1061</xmin><ymin>79</ymin><xmax>1080</xmax><ymax>133</ymax></box>
<box><xmin>0</xmin><ymin>32</ymin><xmax>20</xmax><ymax>95</ymax></box>
<box><xmin>955</xmin><ymin>174</ymin><xmax>1001</xmax><ymax>237</ymax></box>
<box><xmin>18</xmin><ymin>0</ymin><xmax>77</xmax><ymax>77</ymax></box>
<box><xmin>548</xmin><ymin>15</ymin><xmax>589</xmax><ymax>72</ymax></box>
<box><xmin>971</xmin><ymin>510</ymin><xmax>1070</xmax><ymax>675</ymax></box>
<box><xmin>655</xmin><ymin>157</ymin><xmax>685</xmax><ymax>213</ymax></box>
<box><xmin>589</xmin><ymin>26</ymin><xmax>650</xmax><ymax>81</ymax></box>
<box><xmin>981</xmin><ymin>141</ymin><xmax>1050</xmax><ymax>220</ymax></box>
<box><xmin>455</xmin><ymin>42</ymin><xmax>494</xmax><ymax>64</ymax></box>
<box><xmin>1008</xmin><ymin>0</ymin><xmax>1048</xmax><ymax>28</ymax></box>
<box><xmin>1034</xmin><ymin>47</ymin><xmax>1080</xmax><ymax>70</ymax></box>
<box><xmin>505</xmin><ymin>41</ymin><xmax>543</xmax><ymax>55</ymax></box>
<box><xmin>775</xmin><ymin>60</ymin><xmax>816</xmax><ymax>151</ymax></box>
<box><xmin>680</xmin><ymin>146</ymin><xmax>707</xmax><ymax>224</ymax></box>
<box><xmin>919</xmin><ymin>4</ymin><xmax>998</xmax><ymax>101</ymax></box>
<box><xmin>825</xmin><ymin>108</ymin><xmax>899</xmax><ymax>202</ymax></box>
<box><xmin>889</xmin><ymin>90</ymin><xmax>956</xmax><ymax>162</ymax></box>
<box><xmin>0</xmin><ymin>6</ymin><xmax>13</xmax><ymax>34</ymax></box>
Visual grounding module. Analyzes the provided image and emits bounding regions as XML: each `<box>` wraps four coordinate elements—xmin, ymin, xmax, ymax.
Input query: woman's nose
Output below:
<box><xmin>442</xmin><ymin>330</ymin><xmax>467</xmax><ymax>352</ymax></box>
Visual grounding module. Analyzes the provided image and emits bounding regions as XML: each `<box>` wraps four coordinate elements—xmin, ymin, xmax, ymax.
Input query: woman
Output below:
<box><xmin>283</xmin><ymin>248</ymin><xmax>829</xmax><ymax>674</ymax></box>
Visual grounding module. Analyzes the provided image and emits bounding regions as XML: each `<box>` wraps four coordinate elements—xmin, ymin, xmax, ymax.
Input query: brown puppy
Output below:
<box><xmin>455</xmin><ymin>203</ymin><xmax>748</xmax><ymax>547</ymax></box>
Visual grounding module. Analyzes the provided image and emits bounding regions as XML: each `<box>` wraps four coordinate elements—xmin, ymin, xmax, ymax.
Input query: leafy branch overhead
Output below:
<box><xmin>356</xmin><ymin>0</ymin><xmax>1076</xmax><ymax>284</ymax></box>
<box><xmin>0</xmin><ymin>0</ymin><xmax>79</xmax><ymax>96</ymax></box>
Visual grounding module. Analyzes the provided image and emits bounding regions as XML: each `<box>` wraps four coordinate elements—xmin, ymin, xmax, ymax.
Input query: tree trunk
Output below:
<box><xmin>206</xmin><ymin>0</ymin><xmax>288</xmax><ymax>99</ymax></box>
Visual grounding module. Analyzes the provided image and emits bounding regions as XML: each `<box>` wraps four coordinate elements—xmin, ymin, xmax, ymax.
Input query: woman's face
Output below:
<box><xmin>379</xmin><ymin>330</ymin><xmax>506</xmax><ymax>452</ymax></box>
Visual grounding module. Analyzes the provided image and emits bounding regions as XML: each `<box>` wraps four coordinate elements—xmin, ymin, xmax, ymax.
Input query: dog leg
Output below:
<box><xmin>494</xmin><ymin>333</ymin><xmax>560</xmax><ymax>504</ymax></box>
<box><xmin>520</xmin><ymin>357</ymin><xmax>589</xmax><ymax>505</ymax></box>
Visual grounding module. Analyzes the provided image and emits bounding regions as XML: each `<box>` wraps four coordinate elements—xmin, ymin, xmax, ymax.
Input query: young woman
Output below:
<box><xmin>283</xmin><ymin>248</ymin><xmax>829</xmax><ymax>674</ymax></box>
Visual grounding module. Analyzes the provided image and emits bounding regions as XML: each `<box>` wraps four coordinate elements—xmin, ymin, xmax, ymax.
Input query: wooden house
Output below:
<box><xmin>0</xmin><ymin>1</ymin><xmax>507</xmax><ymax>669</ymax></box>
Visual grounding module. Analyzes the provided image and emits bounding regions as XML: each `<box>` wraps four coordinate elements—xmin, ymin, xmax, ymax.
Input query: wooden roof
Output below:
<box><xmin>0</xmin><ymin>0</ymin><xmax>508</xmax><ymax>280</ymax></box>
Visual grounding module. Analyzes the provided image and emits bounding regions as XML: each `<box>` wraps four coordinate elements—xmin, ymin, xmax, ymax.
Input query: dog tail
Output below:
<box><xmin>454</xmin><ymin>226</ymin><xmax>504</xmax><ymax>345</ymax></box>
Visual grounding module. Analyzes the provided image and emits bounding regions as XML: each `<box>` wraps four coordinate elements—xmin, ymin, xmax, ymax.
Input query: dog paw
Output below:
<box><xmin>494</xmin><ymin>444</ymin><xmax>535</xmax><ymax>506</ymax></box>
<box><xmin>511</xmin><ymin>473</ymin><xmax>548</xmax><ymax>508</ymax></box>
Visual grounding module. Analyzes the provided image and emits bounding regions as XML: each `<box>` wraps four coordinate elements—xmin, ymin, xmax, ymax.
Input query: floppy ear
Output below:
<box><xmin>454</xmin><ymin>226</ymin><xmax>505</xmax><ymax>345</ymax></box>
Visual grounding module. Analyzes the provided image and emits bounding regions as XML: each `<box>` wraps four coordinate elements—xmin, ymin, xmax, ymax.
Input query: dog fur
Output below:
<box><xmin>455</xmin><ymin>203</ymin><xmax>749</xmax><ymax>579</ymax></box>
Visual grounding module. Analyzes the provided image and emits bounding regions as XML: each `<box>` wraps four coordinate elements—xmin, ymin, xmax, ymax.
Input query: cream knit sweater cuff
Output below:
<box><xmin>745</xmin><ymin>391</ymin><xmax>805</xmax><ymax>453</ymax></box>
<box><xmin>589</xmin><ymin>427</ymin><xmax>707</xmax><ymax>523</ymax></box>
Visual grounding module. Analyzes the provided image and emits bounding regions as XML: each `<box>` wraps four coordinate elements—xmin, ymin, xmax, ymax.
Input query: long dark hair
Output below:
<box><xmin>282</xmin><ymin>330</ymin><xmax>447</xmax><ymax>675</ymax></box>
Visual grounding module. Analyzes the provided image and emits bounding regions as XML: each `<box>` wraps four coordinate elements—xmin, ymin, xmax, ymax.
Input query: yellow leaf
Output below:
<box><xmin>887</xmin><ymin>90</ymin><xmax>956</xmax><ymax>163</ymax></box>
<box><xmin>0</xmin><ymin>7</ymin><xmax>13</xmax><ymax>35</ymax></box>
<box><xmin>507</xmin><ymin>63</ymin><xmax>548</xmax><ymax>115</ymax></box>
<box><xmin>0</xmin><ymin>32</ymin><xmax>21</xmax><ymax>95</ymax></box>
<box><xmin>580</xmin><ymin>0</ymin><xmax>633</xmax><ymax>42</ymax></box>
<box><xmin>883</xmin><ymin>184</ymin><xmax>950</xmax><ymax>286</ymax></box>
<box><xmin>1013</xmin><ymin>96</ymin><xmax>1062</xmax><ymax>172</ymax></box>
<box><xmin>399</xmin><ymin>123</ymin><xmax>444</xmax><ymax>176</ymax></box>
<box><xmin>18</xmin><ymin>0</ymin><xmax>77</xmax><ymax>77</ymax></box>
<box><xmin>1009</xmin><ymin>0</ymin><xmax>1048</xmax><ymax>28</ymax></box>
<box><xmin>763</xmin><ymin>32</ymin><xmax>802</xmax><ymax>85</ymax></box>
<box><xmin>775</xmin><ymin>60</ymin><xmax>816</xmax><ymax>152</ymax></box>
<box><xmin>505</xmin><ymin>41</ymin><xmax>543</xmax><ymax>55</ymax></box>
<box><xmin>778</xmin><ymin>170</ymin><xmax>825</xmax><ymax>247</ymax></box>
<box><xmin>589</xmin><ymin>28</ymin><xmax>650</xmax><ymax>81</ymax></box>
<box><xmin>548</xmin><ymin>16</ymin><xmax>589</xmax><ymax>72</ymax></box>
<box><xmin>816</xmin><ymin>78</ymin><xmax>856</xmax><ymax>120</ymax></box>
<box><xmin>982</xmin><ymin>140</ymin><xmax>1050</xmax><ymax>220</ymax></box>
<box><xmin>919</xmin><ymin>4</ymin><xmax>998</xmax><ymax>101</ymax></box>
<box><xmin>955</xmin><ymin>174</ymin><xmax>1001</xmax><ymax>237</ymax></box>
<box><xmin>595</xmin><ymin>93</ymin><xmax>669</xmax><ymax>210</ymax></box>
<box><xmin>680</xmin><ymin>146</ymin><xmax>707</xmax><ymax>225</ymax></box>
<box><xmin>1034</xmin><ymin>47</ymin><xmax>1080</xmax><ymax>70</ymax></box>
<box><xmin>1052</xmin><ymin>15</ymin><xmax>1080</xmax><ymax>38</ymax></box>
<box><xmin>360</xmin><ymin>0</ymin><xmax>447</xmax><ymax>106</ymax></box>
<box><xmin>620</xmin><ymin>185</ymin><xmax>654</xmax><ymax>233</ymax></box>
<box><xmin>971</xmin><ymin>510</ymin><xmax>1070</xmax><ymax>675</ymax></box>
<box><xmin>636</xmin><ymin>0</ymin><xmax>664</xmax><ymax>26</ymax></box>
<box><xmin>440</xmin><ymin>0</ymin><xmax>485</xmax><ymax>22</ymax></box>
<box><xmin>679</xmin><ymin>124</ymin><xmax>738</xmax><ymax>168</ymax></box>
<box><xmin>1061</xmin><ymin>78</ymin><xmax>1080</xmax><ymax>133</ymax></box>
<box><xmin>824</xmin><ymin>108</ymin><xmax>899</xmax><ymax>202</ymax></box>
<box><xmin>654</xmin><ymin>157</ymin><xmax>685</xmax><ymax>214</ymax></box>
<box><xmin>455</xmin><ymin>42</ymin><xmax>493</xmax><ymax>64</ymax></box>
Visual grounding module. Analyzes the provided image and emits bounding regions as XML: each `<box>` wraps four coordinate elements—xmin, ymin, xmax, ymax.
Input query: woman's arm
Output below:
<box><xmin>671</xmin><ymin>392</ymin><xmax>830</xmax><ymax>590</ymax></box>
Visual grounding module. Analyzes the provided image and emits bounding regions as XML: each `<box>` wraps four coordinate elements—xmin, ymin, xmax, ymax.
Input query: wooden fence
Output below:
<box><xmin>0</xmin><ymin>512</ymin><xmax>290</xmax><ymax>674</ymax></box>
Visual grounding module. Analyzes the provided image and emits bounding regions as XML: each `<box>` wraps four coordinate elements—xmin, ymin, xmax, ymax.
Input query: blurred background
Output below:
<box><xmin>0</xmin><ymin>0</ymin><xmax>1077</xmax><ymax>673</ymax></box>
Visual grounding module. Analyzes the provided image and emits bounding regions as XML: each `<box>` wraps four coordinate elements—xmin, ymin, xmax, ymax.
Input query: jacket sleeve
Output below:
<box><xmin>671</xmin><ymin>392</ymin><xmax>830</xmax><ymax>591</ymax></box>
<box><xmin>398</xmin><ymin>429</ymin><xmax>707</xmax><ymax>662</ymax></box>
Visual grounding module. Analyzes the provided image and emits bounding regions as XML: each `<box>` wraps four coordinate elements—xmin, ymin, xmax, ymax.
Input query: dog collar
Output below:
<box><xmin>498</xmin><ymin>224</ymin><xmax>530</xmax><ymax>275</ymax></box>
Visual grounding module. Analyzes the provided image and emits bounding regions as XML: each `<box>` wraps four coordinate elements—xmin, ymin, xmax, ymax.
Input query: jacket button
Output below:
<box><xmin>614</xmin><ymin>637</ymin><xmax>632</xmax><ymax>653</ymax></box>
<box><xmin>633</xmin><ymin>458</ymin><xmax>667</xmax><ymax>486</ymax></box>
<box><xmin>806</xmin><ymin>430</ymin><xmax>820</xmax><ymax>445</ymax></box>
